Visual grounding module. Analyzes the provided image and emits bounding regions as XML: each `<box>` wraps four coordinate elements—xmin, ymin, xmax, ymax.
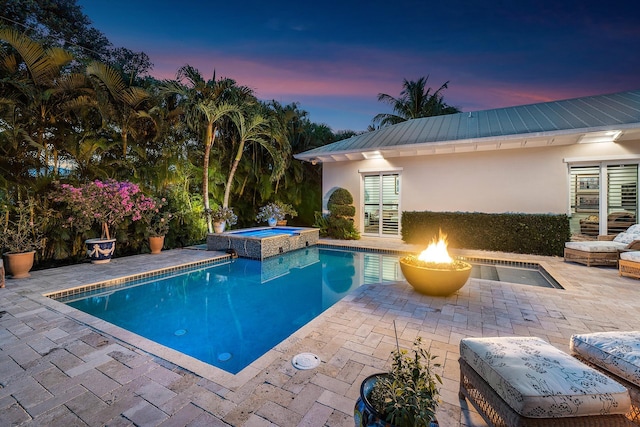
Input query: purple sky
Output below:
<box><xmin>78</xmin><ymin>0</ymin><xmax>640</xmax><ymax>132</ymax></box>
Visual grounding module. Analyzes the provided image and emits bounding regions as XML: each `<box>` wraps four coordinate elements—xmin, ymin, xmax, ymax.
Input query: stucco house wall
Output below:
<box><xmin>300</xmin><ymin>90</ymin><xmax>640</xmax><ymax>236</ymax></box>
<box><xmin>322</xmin><ymin>138</ymin><xmax>640</xmax><ymax>231</ymax></box>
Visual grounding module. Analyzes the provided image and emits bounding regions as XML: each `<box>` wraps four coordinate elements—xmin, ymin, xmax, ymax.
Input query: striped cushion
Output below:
<box><xmin>460</xmin><ymin>336</ymin><xmax>630</xmax><ymax>418</ymax></box>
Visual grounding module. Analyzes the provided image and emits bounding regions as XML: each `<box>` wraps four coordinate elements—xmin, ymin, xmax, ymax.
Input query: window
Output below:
<box><xmin>363</xmin><ymin>173</ymin><xmax>400</xmax><ymax>236</ymax></box>
<box><xmin>570</xmin><ymin>164</ymin><xmax>638</xmax><ymax>235</ymax></box>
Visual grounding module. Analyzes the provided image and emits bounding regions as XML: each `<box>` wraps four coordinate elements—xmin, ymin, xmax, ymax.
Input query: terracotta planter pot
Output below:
<box><xmin>149</xmin><ymin>236</ymin><xmax>165</xmax><ymax>254</ymax></box>
<box><xmin>276</xmin><ymin>220</ymin><xmax>287</xmax><ymax>226</ymax></box>
<box><xmin>3</xmin><ymin>251</ymin><xmax>35</xmax><ymax>279</ymax></box>
<box><xmin>85</xmin><ymin>238</ymin><xmax>116</xmax><ymax>264</ymax></box>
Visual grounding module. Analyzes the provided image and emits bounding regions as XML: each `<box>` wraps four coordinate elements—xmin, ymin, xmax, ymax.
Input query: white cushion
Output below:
<box><xmin>620</xmin><ymin>251</ymin><xmax>640</xmax><ymax>262</ymax></box>
<box><xmin>614</xmin><ymin>232</ymin><xmax>640</xmax><ymax>244</ymax></box>
<box><xmin>571</xmin><ymin>331</ymin><xmax>640</xmax><ymax>387</ymax></box>
<box><xmin>625</xmin><ymin>224</ymin><xmax>640</xmax><ymax>234</ymax></box>
<box><xmin>565</xmin><ymin>241</ymin><xmax>627</xmax><ymax>252</ymax></box>
<box><xmin>460</xmin><ymin>336</ymin><xmax>630</xmax><ymax>418</ymax></box>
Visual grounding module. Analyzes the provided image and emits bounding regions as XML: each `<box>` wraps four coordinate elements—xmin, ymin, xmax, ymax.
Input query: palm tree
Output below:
<box><xmin>86</xmin><ymin>61</ymin><xmax>153</xmax><ymax>158</ymax></box>
<box><xmin>0</xmin><ymin>27</ymin><xmax>91</xmax><ymax>181</ymax></box>
<box><xmin>372</xmin><ymin>76</ymin><xmax>460</xmax><ymax>127</ymax></box>
<box><xmin>222</xmin><ymin>109</ymin><xmax>289</xmax><ymax>209</ymax></box>
<box><xmin>159</xmin><ymin>65</ymin><xmax>244</xmax><ymax>232</ymax></box>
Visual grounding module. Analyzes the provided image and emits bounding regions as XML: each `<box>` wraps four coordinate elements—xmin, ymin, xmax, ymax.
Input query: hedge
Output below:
<box><xmin>401</xmin><ymin>211</ymin><xmax>571</xmax><ymax>256</ymax></box>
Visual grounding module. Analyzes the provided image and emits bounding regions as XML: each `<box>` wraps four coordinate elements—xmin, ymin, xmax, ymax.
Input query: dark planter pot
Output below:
<box><xmin>85</xmin><ymin>238</ymin><xmax>116</xmax><ymax>264</ymax></box>
<box><xmin>354</xmin><ymin>373</ymin><xmax>438</xmax><ymax>427</ymax></box>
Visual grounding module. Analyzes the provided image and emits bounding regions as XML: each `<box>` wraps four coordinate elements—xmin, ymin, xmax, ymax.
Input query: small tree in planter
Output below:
<box><xmin>52</xmin><ymin>179</ymin><xmax>156</xmax><ymax>262</ymax></box>
<box><xmin>355</xmin><ymin>336</ymin><xmax>442</xmax><ymax>427</ymax></box>
<box><xmin>324</xmin><ymin>188</ymin><xmax>359</xmax><ymax>239</ymax></box>
<box><xmin>209</xmin><ymin>206</ymin><xmax>238</xmax><ymax>233</ymax></box>
<box><xmin>256</xmin><ymin>201</ymin><xmax>297</xmax><ymax>226</ymax></box>
<box><xmin>0</xmin><ymin>197</ymin><xmax>48</xmax><ymax>278</ymax></box>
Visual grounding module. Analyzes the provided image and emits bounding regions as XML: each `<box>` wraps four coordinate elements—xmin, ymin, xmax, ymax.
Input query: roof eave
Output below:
<box><xmin>294</xmin><ymin>123</ymin><xmax>640</xmax><ymax>164</ymax></box>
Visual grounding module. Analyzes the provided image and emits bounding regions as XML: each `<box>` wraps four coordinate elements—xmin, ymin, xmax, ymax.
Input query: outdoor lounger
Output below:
<box><xmin>571</xmin><ymin>331</ymin><xmax>640</xmax><ymax>425</ymax></box>
<box><xmin>459</xmin><ymin>336</ymin><xmax>631</xmax><ymax>426</ymax></box>
<box><xmin>564</xmin><ymin>224</ymin><xmax>640</xmax><ymax>267</ymax></box>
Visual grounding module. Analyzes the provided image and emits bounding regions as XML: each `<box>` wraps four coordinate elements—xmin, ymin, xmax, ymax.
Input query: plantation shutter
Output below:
<box><xmin>363</xmin><ymin>176</ymin><xmax>380</xmax><ymax>234</ymax></box>
<box><xmin>607</xmin><ymin>165</ymin><xmax>638</xmax><ymax>233</ymax></box>
<box><xmin>570</xmin><ymin>166</ymin><xmax>600</xmax><ymax>214</ymax></box>
<box><xmin>381</xmin><ymin>174</ymin><xmax>399</xmax><ymax>235</ymax></box>
<box><xmin>362</xmin><ymin>173</ymin><xmax>400</xmax><ymax>236</ymax></box>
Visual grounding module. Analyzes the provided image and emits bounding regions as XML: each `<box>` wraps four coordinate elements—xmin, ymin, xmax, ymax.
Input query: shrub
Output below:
<box><xmin>401</xmin><ymin>211</ymin><xmax>570</xmax><ymax>256</ymax></box>
<box><xmin>323</xmin><ymin>188</ymin><xmax>359</xmax><ymax>240</ymax></box>
<box><xmin>328</xmin><ymin>187</ymin><xmax>353</xmax><ymax>206</ymax></box>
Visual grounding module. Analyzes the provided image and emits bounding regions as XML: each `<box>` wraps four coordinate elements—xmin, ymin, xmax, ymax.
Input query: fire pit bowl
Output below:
<box><xmin>400</xmin><ymin>256</ymin><xmax>472</xmax><ymax>296</ymax></box>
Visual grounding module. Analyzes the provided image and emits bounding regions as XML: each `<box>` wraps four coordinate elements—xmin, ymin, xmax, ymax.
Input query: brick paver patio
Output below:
<box><xmin>2</xmin><ymin>238</ymin><xmax>640</xmax><ymax>426</ymax></box>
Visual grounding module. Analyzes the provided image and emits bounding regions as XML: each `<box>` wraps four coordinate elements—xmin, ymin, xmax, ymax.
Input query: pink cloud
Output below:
<box><xmin>145</xmin><ymin>45</ymin><xmax>638</xmax><ymax>121</ymax></box>
<box><xmin>146</xmin><ymin>46</ymin><xmax>412</xmax><ymax>100</ymax></box>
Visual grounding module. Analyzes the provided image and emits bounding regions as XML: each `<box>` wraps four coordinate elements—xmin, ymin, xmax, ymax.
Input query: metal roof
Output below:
<box><xmin>295</xmin><ymin>90</ymin><xmax>640</xmax><ymax>163</ymax></box>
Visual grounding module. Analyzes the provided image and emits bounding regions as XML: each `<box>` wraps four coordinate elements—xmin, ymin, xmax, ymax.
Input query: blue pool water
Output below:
<box><xmin>229</xmin><ymin>227</ymin><xmax>302</xmax><ymax>238</ymax></box>
<box><xmin>65</xmin><ymin>247</ymin><xmax>402</xmax><ymax>374</ymax></box>
<box><xmin>63</xmin><ymin>247</ymin><xmax>559</xmax><ymax>374</ymax></box>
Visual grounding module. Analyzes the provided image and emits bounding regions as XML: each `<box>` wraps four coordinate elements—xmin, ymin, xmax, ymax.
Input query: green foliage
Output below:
<box><xmin>328</xmin><ymin>204</ymin><xmax>355</xmax><ymax>217</ymax></box>
<box><xmin>326</xmin><ymin>216</ymin><xmax>359</xmax><ymax>240</ymax></box>
<box><xmin>369</xmin><ymin>337</ymin><xmax>441</xmax><ymax>426</ymax></box>
<box><xmin>0</xmin><ymin>197</ymin><xmax>48</xmax><ymax>254</ymax></box>
<box><xmin>313</xmin><ymin>211</ymin><xmax>329</xmax><ymax>236</ymax></box>
<box><xmin>208</xmin><ymin>206</ymin><xmax>238</xmax><ymax>225</ymax></box>
<box><xmin>255</xmin><ymin>201</ymin><xmax>297</xmax><ymax>223</ymax></box>
<box><xmin>401</xmin><ymin>211</ymin><xmax>571</xmax><ymax>256</ymax></box>
<box><xmin>0</xmin><ymin>22</ymin><xmax>351</xmax><ymax>267</ymax></box>
<box><xmin>323</xmin><ymin>188</ymin><xmax>359</xmax><ymax>240</ymax></box>
<box><xmin>328</xmin><ymin>187</ymin><xmax>353</xmax><ymax>207</ymax></box>
<box><xmin>373</xmin><ymin>76</ymin><xmax>460</xmax><ymax>128</ymax></box>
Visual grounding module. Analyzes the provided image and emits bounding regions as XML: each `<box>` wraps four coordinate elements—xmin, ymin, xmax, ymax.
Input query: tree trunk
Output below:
<box><xmin>203</xmin><ymin>123</ymin><xmax>216</xmax><ymax>233</ymax></box>
<box><xmin>222</xmin><ymin>140</ymin><xmax>245</xmax><ymax>209</ymax></box>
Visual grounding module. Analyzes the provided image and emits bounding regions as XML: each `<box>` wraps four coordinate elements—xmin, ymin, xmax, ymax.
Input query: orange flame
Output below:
<box><xmin>417</xmin><ymin>230</ymin><xmax>453</xmax><ymax>264</ymax></box>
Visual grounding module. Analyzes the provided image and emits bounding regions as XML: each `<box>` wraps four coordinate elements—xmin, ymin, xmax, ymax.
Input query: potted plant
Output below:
<box><xmin>256</xmin><ymin>201</ymin><xmax>297</xmax><ymax>227</ymax></box>
<box><xmin>0</xmin><ymin>198</ymin><xmax>47</xmax><ymax>279</ymax></box>
<box><xmin>209</xmin><ymin>206</ymin><xmax>237</xmax><ymax>233</ymax></box>
<box><xmin>143</xmin><ymin>197</ymin><xmax>173</xmax><ymax>254</ymax></box>
<box><xmin>52</xmin><ymin>179</ymin><xmax>156</xmax><ymax>263</ymax></box>
<box><xmin>354</xmin><ymin>337</ymin><xmax>442</xmax><ymax>427</ymax></box>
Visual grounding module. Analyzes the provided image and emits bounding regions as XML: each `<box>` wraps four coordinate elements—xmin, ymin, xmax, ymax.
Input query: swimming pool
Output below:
<box><xmin>56</xmin><ymin>247</ymin><xmax>560</xmax><ymax>375</ymax></box>
<box><xmin>60</xmin><ymin>247</ymin><xmax>402</xmax><ymax>374</ymax></box>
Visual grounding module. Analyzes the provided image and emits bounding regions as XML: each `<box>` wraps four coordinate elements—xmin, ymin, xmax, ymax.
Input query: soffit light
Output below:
<box><xmin>578</xmin><ymin>130</ymin><xmax>622</xmax><ymax>144</ymax></box>
<box><xmin>362</xmin><ymin>151</ymin><xmax>383</xmax><ymax>159</ymax></box>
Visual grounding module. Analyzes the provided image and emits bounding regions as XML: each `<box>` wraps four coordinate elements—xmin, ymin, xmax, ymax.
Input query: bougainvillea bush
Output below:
<box><xmin>52</xmin><ymin>180</ymin><xmax>156</xmax><ymax>239</ymax></box>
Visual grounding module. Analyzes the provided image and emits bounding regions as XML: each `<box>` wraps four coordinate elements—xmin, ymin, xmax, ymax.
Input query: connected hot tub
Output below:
<box><xmin>206</xmin><ymin>226</ymin><xmax>319</xmax><ymax>259</ymax></box>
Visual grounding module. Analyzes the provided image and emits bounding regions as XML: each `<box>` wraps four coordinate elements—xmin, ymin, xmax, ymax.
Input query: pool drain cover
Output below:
<box><xmin>292</xmin><ymin>353</ymin><xmax>320</xmax><ymax>370</ymax></box>
<box><xmin>174</xmin><ymin>329</ymin><xmax>187</xmax><ymax>336</ymax></box>
<box><xmin>218</xmin><ymin>352</ymin><xmax>232</xmax><ymax>362</ymax></box>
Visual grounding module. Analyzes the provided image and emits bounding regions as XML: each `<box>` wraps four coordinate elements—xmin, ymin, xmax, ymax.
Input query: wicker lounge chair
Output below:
<box><xmin>564</xmin><ymin>224</ymin><xmax>640</xmax><ymax>266</ymax></box>
<box><xmin>580</xmin><ymin>212</ymin><xmax>636</xmax><ymax>236</ymax></box>
<box><xmin>619</xmin><ymin>251</ymin><xmax>640</xmax><ymax>279</ymax></box>
<box><xmin>571</xmin><ymin>331</ymin><xmax>640</xmax><ymax>425</ymax></box>
<box><xmin>459</xmin><ymin>336</ymin><xmax>631</xmax><ymax>426</ymax></box>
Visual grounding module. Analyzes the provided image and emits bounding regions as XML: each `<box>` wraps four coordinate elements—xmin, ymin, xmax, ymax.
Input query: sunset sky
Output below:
<box><xmin>78</xmin><ymin>0</ymin><xmax>640</xmax><ymax>132</ymax></box>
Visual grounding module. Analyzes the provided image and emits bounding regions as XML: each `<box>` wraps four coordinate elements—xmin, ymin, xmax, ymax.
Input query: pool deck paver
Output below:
<box><xmin>2</xmin><ymin>238</ymin><xmax>640</xmax><ymax>426</ymax></box>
